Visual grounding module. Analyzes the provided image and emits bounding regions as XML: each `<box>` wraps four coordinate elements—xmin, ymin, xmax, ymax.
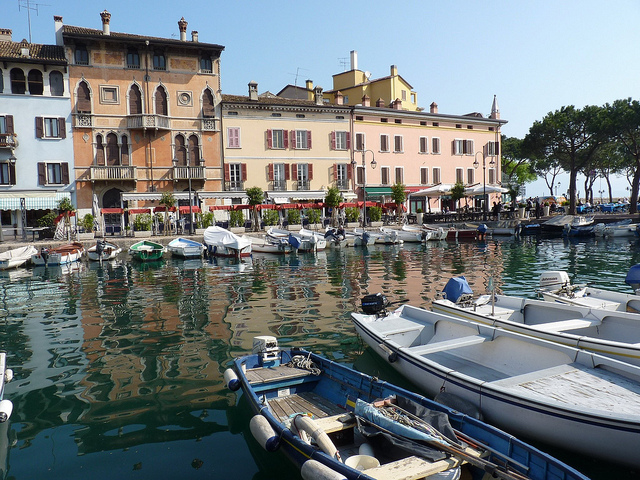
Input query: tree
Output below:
<box><xmin>246</xmin><ymin>187</ymin><xmax>264</xmax><ymax>232</ymax></box>
<box><xmin>159</xmin><ymin>192</ymin><xmax>176</xmax><ymax>235</ymax></box>
<box><xmin>523</xmin><ymin>105</ymin><xmax>608</xmax><ymax>214</ymax></box>
<box><xmin>450</xmin><ymin>182</ymin><xmax>466</xmax><ymax>210</ymax></box>
<box><xmin>324</xmin><ymin>186</ymin><xmax>341</xmax><ymax>227</ymax></box>
<box><xmin>390</xmin><ymin>183</ymin><xmax>406</xmax><ymax>221</ymax></box>
<box><xmin>502</xmin><ymin>135</ymin><xmax>537</xmax><ymax>204</ymax></box>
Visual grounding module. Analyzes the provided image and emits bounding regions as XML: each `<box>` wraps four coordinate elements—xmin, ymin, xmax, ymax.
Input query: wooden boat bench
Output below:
<box><xmin>533</xmin><ymin>318</ymin><xmax>601</xmax><ymax>332</ymax></box>
<box><xmin>314</xmin><ymin>412</ymin><xmax>355</xmax><ymax>434</ymax></box>
<box><xmin>365</xmin><ymin>455</ymin><xmax>462</xmax><ymax>480</ymax></box>
<box><xmin>404</xmin><ymin>335</ymin><xmax>487</xmax><ymax>356</ymax></box>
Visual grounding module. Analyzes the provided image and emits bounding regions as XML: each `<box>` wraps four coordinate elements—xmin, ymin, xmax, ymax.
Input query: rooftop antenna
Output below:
<box><xmin>18</xmin><ymin>0</ymin><xmax>50</xmax><ymax>43</ymax></box>
<box><xmin>338</xmin><ymin>56</ymin><xmax>349</xmax><ymax>71</ymax></box>
<box><xmin>286</xmin><ymin>67</ymin><xmax>309</xmax><ymax>86</ymax></box>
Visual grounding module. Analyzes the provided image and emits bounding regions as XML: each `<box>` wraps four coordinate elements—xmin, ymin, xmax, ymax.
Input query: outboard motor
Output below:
<box><xmin>625</xmin><ymin>264</ymin><xmax>640</xmax><ymax>294</ymax></box>
<box><xmin>362</xmin><ymin>231</ymin><xmax>371</xmax><ymax>244</ymax></box>
<box><xmin>96</xmin><ymin>240</ymin><xmax>105</xmax><ymax>257</ymax></box>
<box><xmin>539</xmin><ymin>271</ymin><xmax>570</xmax><ymax>291</ymax></box>
<box><xmin>252</xmin><ymin>336</ymin><xmax>279</xmax><ymax>367</ymax></box>
<box><xmin>288</xmin><ymin>233</ymin><xmax>301</xmax><ymax>250</ymax></box>
<box><xmin>361</xmin><ymin>293</ymin><xmax>389</xmax><ymax>316</ymax></box>
<box><xmin>440</xmin><ymin>276</ymin><xmax>473</xmax><ymax>304</ymax></box>
<box><xmin>40</xmin><ymin>247</ymin><xmax>50</xmax><ymax>266</ymax></box>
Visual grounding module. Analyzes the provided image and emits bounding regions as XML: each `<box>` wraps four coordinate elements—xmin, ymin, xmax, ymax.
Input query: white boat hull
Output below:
<box><xmin>31</xmin><ymin>243</ymin><xmax>85</xmax><ymax>266</ymax></box>
<box><xmin>0</xmin><ymin>245</ymin><xmax>38</xmax><ymax>270</ymax></box>
<box><xmin>87</xmin><ymin>242</ymin><xmax>122</xmax><ymax>261</ymax></box>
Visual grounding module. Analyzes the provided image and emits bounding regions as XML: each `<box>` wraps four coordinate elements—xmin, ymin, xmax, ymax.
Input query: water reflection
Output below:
<box><xmin>0</xmin><ymin>236</ymin><xmax>637</xmax><ymax>479</ymax></box>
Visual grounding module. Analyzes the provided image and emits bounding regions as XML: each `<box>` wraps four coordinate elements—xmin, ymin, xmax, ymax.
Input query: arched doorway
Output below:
<box><xmin>102</xmin><ymin>188</ymin><xmax>125</xmax><ymax>227</ymax></box>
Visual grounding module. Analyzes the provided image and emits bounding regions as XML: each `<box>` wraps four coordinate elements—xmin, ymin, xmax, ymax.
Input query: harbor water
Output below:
<box><xmin>1</xmin><ymin>235</ymin><xmax>639</xmax><ymax>480</ymax></box>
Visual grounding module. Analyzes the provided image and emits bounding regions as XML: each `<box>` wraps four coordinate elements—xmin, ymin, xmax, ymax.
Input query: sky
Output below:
<box><xmin>4</xmin><ymin>0</ymin><xmax>639</xmax><ymax>198</ymax></box>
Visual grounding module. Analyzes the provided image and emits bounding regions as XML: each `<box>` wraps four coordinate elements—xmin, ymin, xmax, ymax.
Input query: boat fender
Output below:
<box><xmin>223</xmin><ymin>368</ymin><xmax>240</xmax><ymax>391</ymax></box>
<box><xmin>249</xmin><ymin>415</ymin><xmax>280</xmax><ymax>452</ymax></box>
<box><xmin>293</xmin><ymin>414</ymin><xmax>340</xmax><ymax>461</ymax></box>
<box><xmin>358</xmin><ymin>442</ymin><xmax>374</xmax><ymax>457</ymax></box>
<box><xmin>300</xmin><ymin>460</ymin><xmax>347</xmax><ymax>480</ymax></box>
<box><xmin>4</xmin><ymin>369</ymin><xmax>12</xmax><ymax>383</ymax></box>
<box><xmin>0</xmin><ymin>399</ymin><xmax>13</xmax><ymax>423</ymax></box>
<box><xmin>378</xmin><ymin>343</ymin><xmax>397</xmax><ymax>363</ymax></box>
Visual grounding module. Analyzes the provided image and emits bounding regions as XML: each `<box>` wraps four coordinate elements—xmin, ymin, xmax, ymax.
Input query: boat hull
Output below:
<box><xmin>167</xmin><ymin>238</ymin><xmax>204</xmax><ymax>258</ymax></box>
<box><xmin>87</xmin><ymin>242</ymin><xmax>121</xmax><ymax>261</ymax></box>
<box><xmin>31</xmin><ymin>243</ymin><xmax>85</xmax><ymax>266</ymax></box>
<box><xmin>128</xmin><ymin>241</ymin><xmax>165</xmax><ymax>261</ymax></box>
<box><xmin>0</xmin><ymin>245</ymin><xmax>38</xmax><ymax>269</ymax></box>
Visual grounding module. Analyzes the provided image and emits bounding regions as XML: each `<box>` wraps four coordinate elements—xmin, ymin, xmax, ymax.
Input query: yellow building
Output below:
<box><xmin>58</xmin><ymin>11</ymin><xmax>224</xmax><ymax>228</ymax></box>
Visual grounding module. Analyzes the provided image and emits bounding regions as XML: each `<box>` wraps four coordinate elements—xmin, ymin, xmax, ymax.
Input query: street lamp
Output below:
<box><xmin>351</xmin><ymin>149</ymin><xmax>376</xmax><ymax>228</ymax></box>
<box><xmin>473</xmin><ymin>151</ymin><xmax>495</xmax><ymax>221</ymax></box>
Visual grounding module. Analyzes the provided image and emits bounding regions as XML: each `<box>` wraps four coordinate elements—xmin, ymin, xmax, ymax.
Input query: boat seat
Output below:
<box><xmin>138</xmin><ymin>246</ymin><xmax>154</xmax><ymax>252</ymax></box>
<box><xmin>365</xmin><ymin>455</ymin><xmax>462</xmax><ymax>480</ymax></box>
<box><xmin>404</xmin><ymin>335</ymin><xmax>487</xmax><ymax>356</ymax></box>
<box><xmin>313</xmin><ymin>412</ymin><xmax>355</xmax><ymax>433</ymax></box>
<box><xmin>533</xmin><ymin>318</ymin><xmax>601</xmax><ymax>332</ymax></box>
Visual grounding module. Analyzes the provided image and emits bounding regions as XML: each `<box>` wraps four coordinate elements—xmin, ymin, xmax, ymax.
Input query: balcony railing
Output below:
<box><xmin>200</xmin><ymin>118</ymin><xmax>219</xmax><ymax>132</ymax></box>
<box><xmin>296</xmin><ymin>180</ymin><xmax>310</xmax><ymax>191</ymax></box>
<box><xmin>90</xmin><ymin>165</ymin><xmax>137</xmax><ymax>181</ymax></box>
<box><xmin>173</xmin><ymin>166</ymin><xmax>205</xmax><ymax>181</ymax></box>
<box><xmin>127</xmin><ymin>114</ymin><xmax>171</xmax><ymax>130</ymax></box>
<box><xmin>74</xmin><ymin>114</ymin><xmax>93</xmax><ymax>128</ymax></box>
<box><xmin>271</xmin><ymin>180</ymin><xmax>287</xmax><ymax>191</ymax></box>
<box><xmin>335</xmin><ymin>179</ymin><xmax>349</xmax><ymax>190</ymax></box>
<box><xmin>0</xmin><ymin>133</ymin><xmax>17</xmax><ymax>149</ymax></box>
<box><xmin>225</xmin><ymin>181</ymin><xmax>245</xmax><ymax>192</ymax></box>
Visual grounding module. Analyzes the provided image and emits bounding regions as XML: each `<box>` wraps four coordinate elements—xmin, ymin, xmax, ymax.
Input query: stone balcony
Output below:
<box><xmin>90</xmin><ymin>165</ymin><xmax>137</xmax><ymax>182</ymax></box>
<box><xmin>127</xmin><ymin>114</ymin><xmax>171</xmax><ymax>131</ymax></box>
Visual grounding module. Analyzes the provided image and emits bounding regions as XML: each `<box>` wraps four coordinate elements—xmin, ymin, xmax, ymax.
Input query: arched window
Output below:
<box><xmin>129</xmin><ymin>84</ymin><xmax>142</xmax><ymax>115</ymax></box>
<box><xmin>106</xmin><ymin>133</ymin><xmax>119</xmax><ymax>166</ymax></box>
<box><xmin>174</xmin><ymin>134</ymin><xmax>186</xmax><ymax>166</ymax></box>
<box><xmin>96</xmin><ymin>134</ymin><xmax>105</xmax><ymax>166</ymax></box>
<box><xmin>10</xmin><ymin>68</ymin><xmax>26</xmax><ymax>94</ymax></box>
<box><xmin>77</xmin><ymin>81</ymin><xmax>91</xmax><ymax>112</ymax></box>
<box><xmin>202</xmin><ymin>89</ymin><xmax>215</xmax><ymax>118</ymax></box>
<box><xmin>188</xmin><ymin>135</ymin><xmax>200</xmax><ymax>166</ymax></box>
<box><xmin>121</xmin><ymin>135</ymin><xmax>129</xmax><ymax>165</ymax></box>
<box><xmin>155</xmin><ymin>87</ymin><xmax>168</xmax><ymax>116</ymax></box>
<box><xmin>28</xmin><ymin>70</ymin><xmax>43</xmax><ymax>95</ymax></box>
<box><xmin>50</xmin><ymin>71</ymin><xmax>64</xmax><ymax>96</ymax></box>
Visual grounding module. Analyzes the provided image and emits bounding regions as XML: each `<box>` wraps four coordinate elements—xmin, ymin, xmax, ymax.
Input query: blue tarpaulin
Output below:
<box><xmin>442</xmin><ymin>276</ymin><xmax>473</xmax><ymax>303</ymax></box>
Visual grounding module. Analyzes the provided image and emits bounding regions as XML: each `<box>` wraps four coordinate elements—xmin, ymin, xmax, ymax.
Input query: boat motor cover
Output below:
<box><xmin>361</xmin><ymin>294</ymin><xmax>389</xmax><ymax>315</ymax></box>
<box><xmin>625</xmin><ymin>264</ymin><xmax>640</xmax><ymax>289</ymax></box>
<box><xmin>442</xmin><ymin>277</ymin><xmax>473</xmax><ymax>303</ymax></box>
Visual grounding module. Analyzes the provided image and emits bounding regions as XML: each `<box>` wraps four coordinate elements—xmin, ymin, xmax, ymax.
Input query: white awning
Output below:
<box><xmin>0</xmin><ymin>191</ymin><xmax>71</xmax><ymax>210</ymax></box>
<box><xmin>288</xmin><ymin>190</ymin><xmax>326</xmax><ymax>200</ymax></box>
<box><xmin>198</xmin><ymin>191</ymin><xmax>248</xmax><ymax>200</ymax></box>
<box><xmin>121</xmin><ymin>192</ymin><xmax>193</xmax><ymax>202</ymax></box>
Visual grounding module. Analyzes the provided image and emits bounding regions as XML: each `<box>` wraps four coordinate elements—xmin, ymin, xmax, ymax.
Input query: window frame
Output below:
<box><xmin>420</xmin><ymin>167</ymin><xmax>428</xmax><ymax>185</ymax></box>
<box><xmin>433</xmin><ymin>167</ymin><xmax>441</xmax><ymax>184</ymax></box>
<box><xmin>394</xmin><ymin>166</ymin><xmax>404</xmax><ymax>184</ymax></box>
<box><xmin>380</xmin><ymin>134</ymin><xmax>389</xmax><ymax>153</ymax></box>
<box><xmin>393</xmin><ymin>135</ymin><xmax>403</xmax><ymax>153</ymax></box>
<box><xmin>455</xmin><ymin>168</ymin><xmax>464</xmax><ymax>184</ymax></box>
<box><xmin>432</xmin><ymin>137</ymin><xmax>441</xmax><ymax>154</ymax></box>
<box><xmin>227</xmin><ymin>127</ymin><xmax>241</xmax><ymax>148</ymax></box>
<box><xmin>153</xmin><ymin>52</ymin><xmax>166</xmax><ymax>71</ymax></box>
<box><xmin>419</xmin><ymin>136</ymin><xmax>428</xmax><ymax>154</ymax></box>
<box><xmin>355</xmin><ymin>133</ymin><xmax>365</xmax><ymax>151</ymax></box>
<box><xmin>381</xmin><ymin>166</ymin><xmax>390</xmax><ymax>186</ymax></box>
<box><xmin>75</xmin><ymin>45</ymin><xmax>89</xmax><ymax>65</ymax></box>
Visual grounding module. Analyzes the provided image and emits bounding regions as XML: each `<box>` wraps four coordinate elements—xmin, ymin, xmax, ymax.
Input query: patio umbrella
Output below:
<box><xmin>464</xmin><ymin>184</ymin><xmax>509</xmax><ymax>195</ymax></box>
<box><xmin>409</xmin><ymin>184</ymin><xmax>454</xmax><ymax>213</ymax></box>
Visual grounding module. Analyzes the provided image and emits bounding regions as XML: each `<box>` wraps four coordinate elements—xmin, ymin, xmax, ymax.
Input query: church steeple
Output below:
<box><xmin>490</xmin><ymin>95</ymin><xmax>500</xmax><ymax>120</ymax></box>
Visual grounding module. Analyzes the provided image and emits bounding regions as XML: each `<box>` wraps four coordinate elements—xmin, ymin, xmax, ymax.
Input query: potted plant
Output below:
<box><xmin>324</xmin><ymin>186</ymin><xmax>341</xmax><ymax>227</ymax></box>
<box><xmin>229</xmin><ymin>209</ymin><xmax>245</xmax><ymax>233</ymax></box>
<box><xmin>159</xmin><ymin>192</ymin><xmax>176</xmax><ymax>235</ymax></box>
<box><xmin>262</xmin><ymin>209</ymin><xmax>279</xmax><ymax>227</ymax></box>
<box><xmin>133</xmin><ymin>213</ymin><xmax>152</xmax><ymax>237</ymax></box>
<box><xmin>305</xmin><ymin>208</ymin><xmax>321</xmax><ymax>229</ymax></box>
<box><xmin>36</xmin><ymin>212</ymin><xmax>56</xmax><ymax>239</ymax></box>
<box><xmin>78</xmin><ymin>213</ymin><xmax>95</xmax><ymax>240</ymax></box>
<box><xmin>518</xmin><ymin>202</ymin><xmax>527</xmax><ymax>219</ymax></box>
<box><xmin>543</xmin><ymin>202</ymin><xmax>551</xmax><ymax>217</ymax></box>
<box><xmin>369</xmin><ymin>206</ymin><xmax>382</xmax><ymax>226</ymax></box>
<box><xmin>344</xmin><ymin>207</ymin><xmax>360</xmax><ymax>226</ymax></box>
<box><xmin>287</xmin><ymin>209</ymin><xmax>301</xmax><ymax>230</ymax></box>
<box><xmin>415</xmin><ymin>208</ymin><xmax>423</xmax><ymax>225</ymax></box>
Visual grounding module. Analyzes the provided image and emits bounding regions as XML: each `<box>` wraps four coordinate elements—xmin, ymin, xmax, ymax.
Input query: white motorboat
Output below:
<box><xmin>323</xmin><ymin>227</ymin><xmax>348</xmax><ymax>247</ymax></box>
<box><xmin>384</xmin><ymin>225</ymin><xmax>422</xmax><ymax>243</ymax></box>
<box><xmin>87</xmin><ymin>240</ymin><xmax>122</xmax><ymax>261</ymax></box>
<box><xmin>421</xmin><ymin>225</ymin><xmax>452</xmax><ymax>241</ymax></box>
<box><xmin>249</xmin><ymin>235</ymin><xmax>291</xmax><ymax>254</ymax></box>
<box><xmin>537</xmin><ymin>269</ymin><xmax>640</xmax><ymax>312</ymax></box>
<box><xmin>203</xmin><ymin>226</ymin><xmax>252</xmax><ymax>257</ymax></box>
<box><xmin>0</xmin><ymin>245</ymin><xmax>38</xmax><ymax>270</ymax></box>
<box><xmin>31</xmin><ymin>242</ymin><xmax>85</xmax><ymax>266</ymax></box>
<box><xmin>355</xmin><ymin>228</ymin><xmax>403</xmax><ymax>245</ymax></box>
<box><xmin>267</xmin><ymin>227</ymin><xmax>326</xmax><ymax>252</ymax></box>
<box><xmin>298</xmin><ymin>228</ymin><xmax>328</xmax><ymax>251</ymax></box>
<box><xmin>348</xmin><ymin>229</ymin><xmax>375</xmax><ymax>247</ymax></box>
<box><xmin>167</xmin><ymin>237</ymin><xmax>205</xmax><ymax>258</ymax></box>
<box><xmin>352</xmin><ymin>297</ymin><xmax>640</xmax><ymax>469</ymax></box>
<box><xmin>432</xmin><ymin>275</ymin><xmax>640</xmax><ymax>366</ymax></box>
<box><xmin>0</xmin><ymin>353</ymin><xmax>13</xmax><ymax>423</ymax></box>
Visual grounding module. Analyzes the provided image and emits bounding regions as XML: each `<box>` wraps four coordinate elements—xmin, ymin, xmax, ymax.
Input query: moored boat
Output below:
<box><xmin>128</xmin><ymin>240</ymin><xmax>165</xmax><ymax>261</ymax></box>
<box><xmin>249</xmin><ymin>235</ymin><xmax>291</xmax><ymax>254</ymax></box>
<box><xmin>166</xmin><ymin>237</ymin><xmax>204</xmax><ymax>258</ymax></box>
<box><xmin>0</xmin><ymin>353</ymin><xmax>13</xmax><ymax>423</ymax></box>
<box><xmin>87</xmin><ymin>240</ymin><xmax>122</xmax><ymax>261</ymax></box>
<box><xmin>31</xmin><ymin>242</ymin><xmax>85</xmax><ymax>266</ymax></box>
<box><xmin>352</xmin><ymin>297</ymin><xmax>640</xmax><ymax>469</ymax></box>
<box><xmin>203</xmin><ymin>226</ymin><xmax>252</xmax><ymax>257</ymax></box>
<box><xmin>0</xmin><ymin>245</ymin><xmax>38</xmax><ymax>270</ymax></box>
<box><xmin>226</xmin><ymin>336</ymin><xmax>588</xmax><ymax>480</ymax></box>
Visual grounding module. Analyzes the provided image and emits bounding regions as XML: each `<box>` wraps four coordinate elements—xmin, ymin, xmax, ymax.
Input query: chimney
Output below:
<box><xmin>430</xmin><ymin>102</ymin><xmax>438</xmax><ymax>114</ymax></box>
<box><xmin>334</xmin><ymin>91</ymin><xmax>343</xmax><ymax>105</ymax></box>
<box><xmin>0</xmin><ymin>28</ymin><xmax>12</xmax><ymax>42</ymax></box>
<box><xmin>191</xmin><ymin>30</ymin><xmax>198</xmax><ymax>42</ymax></box>
<box><xmin>178</xmin><ymin>17</ymin><xmax>187</xmax><ymax>41</ymax></box>
<box><xmin>376</xmin><ymin>98</ymin><xmax>385</xmax><ymax>108</ymax></box>
<box><xmin>392</xmin><ymin>99</ymin><xmax>402</xmax><ymax>110</ymax></box>
<box><xmin>53</xmin><ymin>16</ymin><xmax>63</xmax><ymax>45</ymax></box>
<box><xmin>490</xmin><ymin>95</ymin><xmax>500</xmax><ymax>119</ymax></box>
<box><xmin>248</xmin><ymin>81</ymin><xmax>258</xmax><ymax>101</ymax></box>
<box><xmin>100</xmin><ymin>10</ymin><xmax>111</xmax><ymax>35</ymax></box>
<box><xmin>362</xmin><ymin>95</ymin><xmax>370</xmax><ymax>107</ymax></box>
<box><xmin>305</xmin><ymin>79</ymin><xmax>313</xmax><ymax>90</ymax></box>
<box><xmin>390</xmin><ymin>65</ymin><xmax>397</xmax><ymax>76</ymax></box>
<box><xmin>314</xmin><ymin>86</ymin><xmax>323</xmax><ymax>105</ymax></box>
<box><xmin>350</xmin><ymin>50</ymin><xmax>358</xmax><ymax>70</ymax></box>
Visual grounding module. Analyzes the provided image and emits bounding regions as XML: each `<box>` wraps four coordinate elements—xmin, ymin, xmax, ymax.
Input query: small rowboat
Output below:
<box><xmin>225</xmin><ymin>336</ymin><xmax>587</xmax><ymax>480</ymax></box>
<box><xmin>0</xmin><ymin>245</ymin><xmax>38</xmax><ymax>270</ymax></box>
<box><xmin>166</xmin><ymin>237</ymin><xmax>204</xmax><ymax>258</ymax></box>
<box><xmin>31</xmin><ymin>242</ymin><xmax>85</xmax><ymax>266</ymax></box>
<box><xmin>128</xmin><ymin>240</ymin><xmax>165</xmax><ymax>261</ymax></box>
<box><xmin>87</xmin><ymin>240</ymin><xmax>121</xmax><ymax>261</ymax></box>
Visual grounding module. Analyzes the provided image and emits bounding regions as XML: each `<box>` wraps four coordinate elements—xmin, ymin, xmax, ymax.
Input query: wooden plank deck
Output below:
<box><xmin>245</xmin><ymin>365</ymin><xmax>313</xmax><ymax>385</ymax></box>
<box><xmin>269</xmin><ymin>391</ymin><xmax>344</xmax><ymax>422</ymax></box>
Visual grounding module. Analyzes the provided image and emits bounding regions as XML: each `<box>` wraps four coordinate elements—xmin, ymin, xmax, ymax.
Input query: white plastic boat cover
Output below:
<box><xmin>203</xmin><ymin>226</ymin><xmax>251</xmax><ymax>250</ymax></box>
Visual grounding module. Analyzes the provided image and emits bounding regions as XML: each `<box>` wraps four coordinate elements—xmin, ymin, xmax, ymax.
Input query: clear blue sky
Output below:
<box><xmin>5</xmin><ymin>0</ymin><xmax>639</xmax><ymax>198</ymax></box>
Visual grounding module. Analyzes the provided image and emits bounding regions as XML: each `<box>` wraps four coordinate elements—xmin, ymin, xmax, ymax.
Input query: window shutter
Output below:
<box><xmin>268</xmin><ymin>163</ymin><xmax>274</xmax><ymax>181</ymax></box>
<box><xmin>308</xmin><ymin>163</ymin><xmax>313</xmax><ymax>180</ymax></box>
<box><xmin>59</xmin><ymin>118</ymin><xmax>66</xmax><ymax>138</ymax></box>
<box><xmin>35</xmin><ymin>117</ymin><xmax>44</xmax><ymax>138</ymax></box>
<box><xmin>307</xmin><ymin>131</ymin><xmax>312</xmax><ymax>149</ymax></box>
<box><xmin>283</xmin><ymin>130</ymin><xmax>289</xmax><ymax>149</ymax></box>
<box><xmin>347</xmin><ymin>163</ymin><xmax>353</xmax><ymax>180</ymax></box>
<box><xmin>346</xmin><ymin>132</ymin><xmax>351</xmax><ymax>149</ymax></box>
<box><xmin>9</xmin><ymin>164</ymin><xmax>16</xmax><ymax>185</ymax></box>
<box><xmin>241</xmin><ymin>163</ymin><xmax>247</xmax><ymax>181</ymax></box>
<box><xmin>290</xmin><ymin>130</ymin><xmax>296</xmax><ymax>149</ymax></box>
<box><xmin>37</xmin><ymin>162</ymin><xmax>46</xmax><ymax>185</ymax></box>
<box><xmin>121</xmin><ymin>136</ymin><xmax>129</xmax><ymax>165</ymax></box>
<box><xmin>5</xmin><ymin>116</ymin><xmax>14</xmax><ymax>134</ymax></box>
<box><xmin>292</xmin><ymin>163</ymin><xmax>298</xmax><ymax>178</ymax></box>
<box><xmin>331</xmin><ymin>131</ymin><xmax>336</xmax><ymax>150</ymax></box>
<box><xmin>333</xmin><ymin>164</ymin><xmax>338</xmax><ymax>181</ymax></box>
<box><xmin>284</xmin><ymin>164</ymin><xmax>290</xmax><ymax>180</ymax></box>
<box><xmin>451</xmin><ymin>140</ymin><xmax>456</xmax><ymax>155</ymax></box>
<box><xmin>267</xmin><ymin>130</ymin><xmax>273</xmax><ymax>149</ymax></box>
<box><xmin>224</xmin><ymin>164</ymin><xmax>230</xmax><ymax>181</ymax></box>
<box><xmin>62</xmin><ymin>163</ymin><xmax>70</xmax><ymax>184</ymax></box>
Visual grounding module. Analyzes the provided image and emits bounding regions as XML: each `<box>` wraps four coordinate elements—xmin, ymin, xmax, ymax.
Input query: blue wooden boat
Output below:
<box><xmin>225</xmin><ymin>337</ymin><xmax>588</xmax><ymax>480</ymax></box>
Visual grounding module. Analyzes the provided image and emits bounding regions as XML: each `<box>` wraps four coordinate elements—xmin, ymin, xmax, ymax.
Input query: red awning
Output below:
<box><xmin>128</xmin><ymin>208</ymin><xmax>151</xmax><ymax>214</ymax></box>
<box><xmin>101</xmin><ymin>207</ymin><xmax>123</xmax><ymax>214</ymax></box>
<box><xmin>209</xmin><ymin>205</ymin><xmax>233</xmax><ymax>211</ymax></box>
<box><xmin>257</xmin><ymin>204</ymin><xmax>278</xmax><ymax>210</ymax></box>
<box><xmin>278</xmin><ymin>203</ymin><xmax>301</xmax><ymax>210</ymax></box>
<box><xmin>339</xmin><ymin>202</ymin><xmax>357</xmax><ymax>208</ymax></box>
<box><xmin>178</xmin><ymin>205</ymin><xmax>201</xmax><ymax>214</ymax></box>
